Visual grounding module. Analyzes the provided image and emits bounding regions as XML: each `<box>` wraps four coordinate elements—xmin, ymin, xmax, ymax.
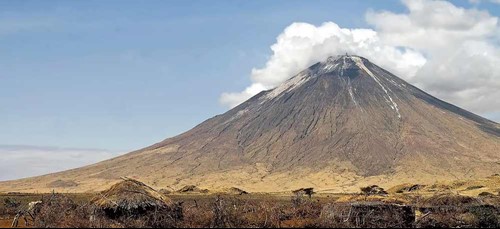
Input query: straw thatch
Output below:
<box><xmin>91</xmin><ymin>178</ymin><xmax>174</xmax><ymax>217</ymax></box>
<box><xmin>177</xmin><ymin>185</ymin><xmax>209</xmax><ymax>194</ymax></box>
<box><xmin>292</xmin><ymin>188</ymin><xmax>315</xmax><ymax>197</ymax></box>
<box><xmin>225</xmin><ymin>187</ymin><xmax>248</xmax><ymax>195</ymax></box>
<box><xmin>420</xmin><ymin>193</ymin><xmax>480</xmax><ymax>207</ymax></box>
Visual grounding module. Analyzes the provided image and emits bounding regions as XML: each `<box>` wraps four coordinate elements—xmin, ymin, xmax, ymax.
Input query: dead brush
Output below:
<box><xmin>3</xmin><ymin>198</ymin><xmax>20</xmax><ymax>209</ymax></box>
<box><xmin>320</xmin><ymin>202</ymin><xmax>415</xmax><ymax>228</ymax></box>
<box><xmin>210</xmin><ymin>195</ymin><xmax>249</xmax><ymax>228</ymax></box>
<box><xmin>233</xmin><ymin>200</ymin><xmax>285</xmax><ymax>228</ymax></box>
<box><xmin>33</xmin><ymin>193</ymin><xmax>101</xmax><ymax>228</ymax></box>
<box><xmin>1</xmin><ymin>197</ymin><xmax>21</xmax><ymax>217</ymax></box>
<box><xmin>416</xmin><ymin>194</ymin><xmax>500</xmax><ymax>228</ymax></box>
<box><xmin>181</xmin><ymin>202</ymin><xmax>214</xmax><ymax>228</ymax></box>
<box><xmin>98</xmin><ymin>206</ymin><xmax>181</xmax><ymax>228</ymax></box>
<box><xmin>185</xmin><ymin>195</ymin><xmax>288</xmax><ymax>228</ymax></box>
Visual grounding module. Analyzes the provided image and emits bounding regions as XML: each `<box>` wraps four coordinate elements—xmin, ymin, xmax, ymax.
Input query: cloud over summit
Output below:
<box><xmin>220</xmin><ymin>0</ymin><xmax>500</xmax><ymax>121</ymax></box>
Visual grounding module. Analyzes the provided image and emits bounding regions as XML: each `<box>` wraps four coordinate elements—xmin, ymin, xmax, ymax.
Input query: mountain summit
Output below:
<box><xmin>1</xmin><ymin>55</ymin><xmax>499</xmax><ymax>193</ymax></box>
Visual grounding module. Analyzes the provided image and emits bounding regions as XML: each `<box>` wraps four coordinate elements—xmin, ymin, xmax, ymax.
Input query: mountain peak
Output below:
<box><xmin>261</xmin><ymin>54</ymin><xmax>394</xmax><ymax>110</ymax></box>
<box><xmin>324</xmin><ymin>54</ymin><xmax>367</xmax><ymax>62</ymax></box>
<box><xmin>318</xmin><ymin>54</ymin><xmax>368</xmax><ymax>75</ymax></box>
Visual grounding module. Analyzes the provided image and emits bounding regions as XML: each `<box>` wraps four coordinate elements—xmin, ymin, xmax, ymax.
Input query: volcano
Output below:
<box><xmin>1</xmin><ymin>55</ymin><xmax>499</xmax><ymax>193</ymax></box>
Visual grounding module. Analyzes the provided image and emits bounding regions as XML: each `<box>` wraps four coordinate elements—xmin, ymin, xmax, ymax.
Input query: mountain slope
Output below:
<box><xmin>1</xmin><ymin>55</ymin><xmax>499</xmax><ymax>193</ymax></box>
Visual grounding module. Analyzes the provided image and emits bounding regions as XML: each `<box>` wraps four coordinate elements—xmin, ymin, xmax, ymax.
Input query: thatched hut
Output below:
<box><xmin>292</xmin><ymin>188</ymin><xmax>315</xmax><ymax>198</ymax></box>
<box><xmin>176</xmin><ymin>185</ymin><xmax>209</xmax><ymax>194</ymax></box>
<box><xmin>225</xmin><ymin>187</ymin><xmax>249</xmax><ymax>195</ymax></box>
<box><xmin>420</xmin><ymin>193</ymin><xmax>480</xmax><ymax>207</ymax></box>
<box><xmin>91</xmin><ymin>178</ymin><xmax>176</xmax><ymax>218</ymax></box>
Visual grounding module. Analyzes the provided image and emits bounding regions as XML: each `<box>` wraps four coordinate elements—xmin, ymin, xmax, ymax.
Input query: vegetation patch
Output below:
<box><xmin>466</xmin><ymin>185</ymin><xmax>485</xmax><ymax>191</ymax></box>
<box><xmin>360</xmin><ymin>185</ymin><xmax>388</xmax><ymax>196</ymax></box>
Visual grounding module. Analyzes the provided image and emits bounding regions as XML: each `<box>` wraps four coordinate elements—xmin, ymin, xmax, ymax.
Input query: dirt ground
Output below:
<box><xmin>0</xmin><ymin>219</ymin><xmax>30</xmax><ymax>228</ymax></box>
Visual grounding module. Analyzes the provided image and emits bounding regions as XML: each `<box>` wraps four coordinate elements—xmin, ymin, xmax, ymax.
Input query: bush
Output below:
<box><xmin>360</xmin><ymin>185</ymin><xmax>388</xmax><ymax>196</ymax></box>
<box><xmin>3</xmin><ymin>198</ymin><xmax>20</xmax><ymax>209</ymax></box>
<box><xmin>479</xmin><ymin>192</ymin><xmax>495</xmax><ymax>197</ymax></box>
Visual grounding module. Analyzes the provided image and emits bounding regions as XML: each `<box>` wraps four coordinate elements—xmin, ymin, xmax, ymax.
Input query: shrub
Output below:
<box><xmin>478</xmin><ymin>192</ymin><xmax>495</xmax><ymax>197</ymax></box>
<box><xmin>3</xmin><ymin>198</ymin><xmax>20</xmax><ymax>209</ymax></box>
<box><xmin>360</xmin><ymin>185</ymin><xmax>388</xmax><ymax>196</ymax></box>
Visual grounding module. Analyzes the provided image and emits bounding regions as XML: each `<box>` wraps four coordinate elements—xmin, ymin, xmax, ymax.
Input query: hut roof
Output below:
<box><xmin>225</xmin><ymin>187</ymin><xmax>249</xmax><ymax>195</ymax></box>
<box><xmin>177</xmin><ymin>185</ymin><xmax>209</xmax><ymax>193</ymax></box>
<box><xmin>92</xmin><ymin>178</ymin><xmax>173</xmax><ymax>214</ymax></box>
<box><xmin>421</xmin><ymin>193</ymin><xmax>480</xmax><ymax>207</ymax></box>
<box><xmin>292</xmin><ymin>187</ymin><xmax>315</xmax><ymax>194</ymax></box>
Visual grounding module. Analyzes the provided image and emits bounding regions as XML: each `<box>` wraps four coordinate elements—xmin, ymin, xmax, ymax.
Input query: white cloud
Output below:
<box><xmin>0</xmin><ymin>145</ymin><xmax>125</xmax><ymax>181</ymax></box>
<box><xmin>220</xmin><ymin>0</ymin><xmax>500</xmax><ymax>121</ymax></box>
<box><xmin>220</xmin><ymin>22</ymin><xmax>426</xmax><ymax>108</ymax></box>
<box><xmin>366</xmin><ymin>0</ymin><xmax>500</xmax><ymax>114</ymax></box>
<box><xmin>220</xmin><ymin>83</ymin><xmax>267</xmax><ymax>108</ymax></box>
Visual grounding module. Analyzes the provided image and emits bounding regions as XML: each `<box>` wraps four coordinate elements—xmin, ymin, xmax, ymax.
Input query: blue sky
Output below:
<box><xmin>1</xmin><ymin>0</ymin><xmax>499</xmax><ymax>153</ymax></box>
